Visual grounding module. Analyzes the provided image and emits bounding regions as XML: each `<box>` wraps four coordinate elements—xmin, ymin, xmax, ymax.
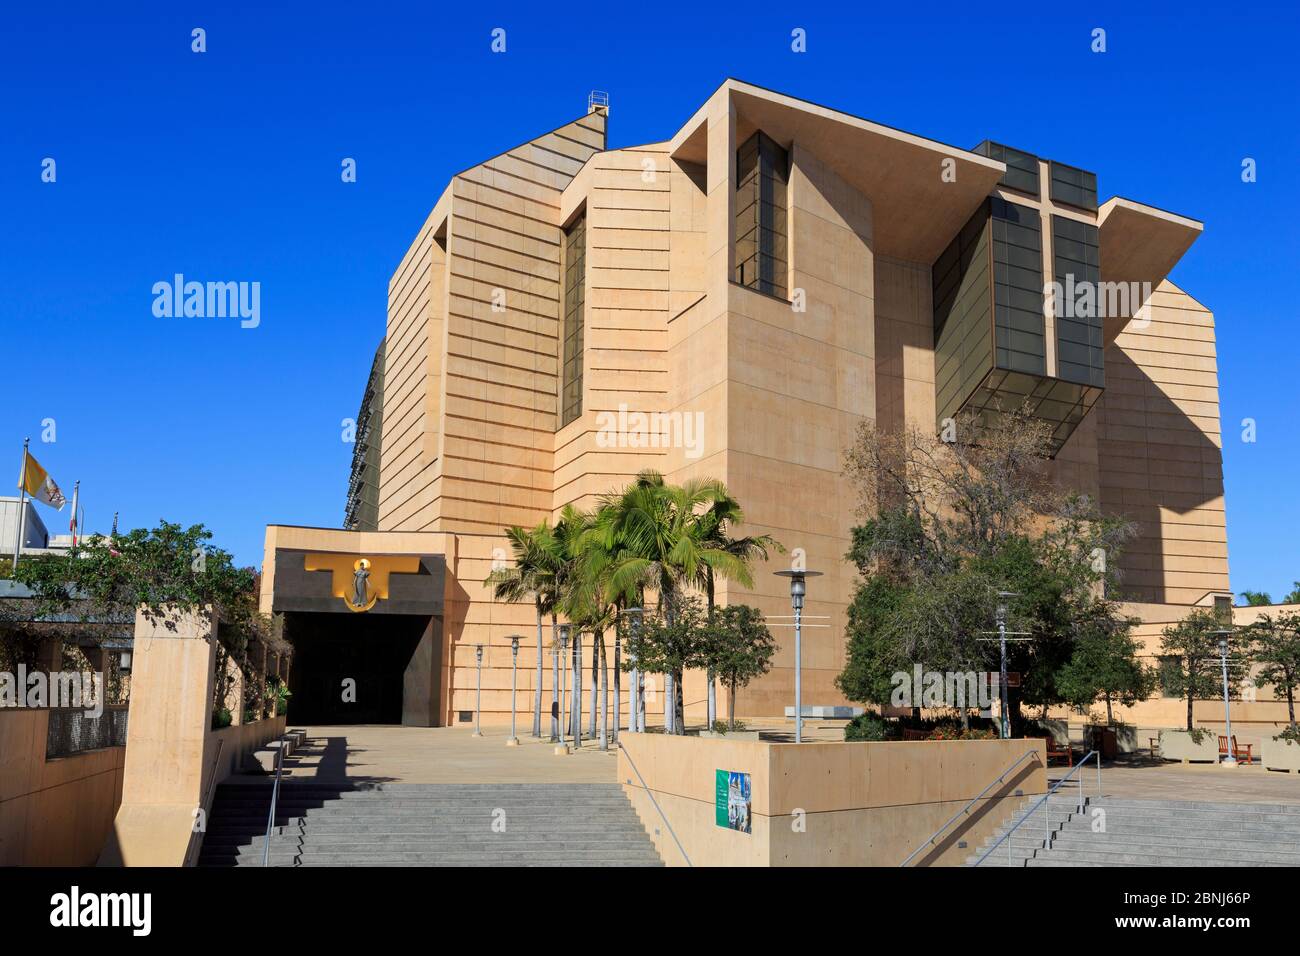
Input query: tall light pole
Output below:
<box><xmin>775</xmin><ymin>568</ymin><xmax>821</xmax><ymax>743</ymax></box>
<box><xmin>1215</xmin><ymin>629</ymin><xmax>1237</xmax><ymax>766</ymax></box>
<box><xmin>550</xmin><ymin>624</ymin><xmax>560</xmax><ymax>742</ymax></box>
<box><xmin>612</xmin><ymin>622</ymin><xmax>622</xmax><ymax>745</ymax></box>
<box><xmin>572</xmin><ymin>631</ymin><xmax>583</xmax><ymax>749</ymax></box>
<box><xmin>557</xmin><ymin>626</ymin><xmax>570</xmax><ymax>753</ymax></box>
<box><xmin>996</xmin><ymin>593</ymin><xmax>1013</xmax><ymax>740</ymax></box>
<box><xmin>624</xmin><ymin>606</ymin><xmax>643</xmax><ymax>733</ymax></box>
<box><xmin>506</xmin><ymin>635</ymin><xmax>522</xmax><ymax>746</ymax></box>
<box><xmin>473</xmin><ymin>644</ymin><xmax>484</xmax><ymax>737</ymax></box>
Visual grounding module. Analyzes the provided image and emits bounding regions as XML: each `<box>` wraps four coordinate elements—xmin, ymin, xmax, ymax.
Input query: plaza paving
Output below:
<box><xmin>1064</xmin><ymin>755</ymin><xmax>1300</xmax><ymax>806</ymax></box>
<box><xmin>225</xmin><ymin>720</ymin><xmax>1300</xmax><ymax>809</ymax></box>
<box><xmin>226</xmin><ymin>724</ymin><xmax>622</xmax><ymax>785</ymax></box>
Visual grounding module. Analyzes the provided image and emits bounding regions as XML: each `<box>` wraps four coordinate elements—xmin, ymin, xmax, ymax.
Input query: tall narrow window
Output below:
<box><xmin>1052</xmin><ymin>215</ymin><xmax>1103</xmax><ymax>388</ymax></box>
<box><xmin>734</xmin><ymin>131</ymin><xmax>789</xmax><ymax>298</ymax></box>
<box><xmin>561</xmin><ymin>214</ymin><xmax>586</xmax><ymax>427</ymax></box>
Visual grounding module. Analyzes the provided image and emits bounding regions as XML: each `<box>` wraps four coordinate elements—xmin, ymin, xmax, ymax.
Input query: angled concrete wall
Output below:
<box><xmin>618</xmin><ymin>732</ymin><xmax>1047</xmax><ymax>867</ymax></box>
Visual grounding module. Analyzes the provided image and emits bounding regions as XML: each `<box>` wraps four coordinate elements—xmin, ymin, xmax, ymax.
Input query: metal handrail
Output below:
<box><xmin>617</xmin><ymin>740</ymin><xmax>692</xmax><ymax>867</ymax></box>
<box><xmin>899</xmin><ymin>747</ymin><xmax>1041</xmax><ymax>867</ymax></box>
<box><xmin>183</xmin><ymin>738</ymin><xmax>225</xmax><ymax>868</ymax></box>
<box><xmin>973</xmin><ymin>749</ymin><xmax>1101</xmax><ymax>867</ymax></box>
<box><xmin>262</xmin><ymin>735</ymin><xmax>287</xmax><ymax>867</ymax></box>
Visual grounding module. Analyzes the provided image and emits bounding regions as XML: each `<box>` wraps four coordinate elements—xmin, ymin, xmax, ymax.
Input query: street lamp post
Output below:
<box><xmin>556</xmin><ymin>626</ymin><xmax>570</xmax><ymax>753</ymax></box>
<box><xmin>473</xmin><ymin>644</ymin><xmax>484</xmax><ymax>737</ymax></box>
<box><xmin>506</xmin><ymin>635</ymin><xmax>522</xmax><ymax>746</ymax></box>
<box><xmin>1215</xmin><ymin>630</ymin><xmax>1237</xmax><ymax>766</ymax></box>
<box><xmin>996</xmin><ymin>593</ymin><xmax>1013</xmax><ymax>740</ymax></box>
<box><xmin>550</xmin><ymin>625</ymin><xmax>560</xmax><ymax>742</ymax></box>
<box><xmin>624</xmin><ymin>607</ymin><xmax>643</xmax><ymax>734</ymax></box>
<box><xmin>612</xmin><ymin>628</ymin><xmax>621</xmax><ymax>745</ymax></box>
<box><xmin>775</xmin><ymin>568</ymin><xmax>821</xmax><ymax>743</ymax></box>
<box><xmin>572</xmin><ymin>631</ymin><xmax>583</xmax><ymax>748</ymax></box>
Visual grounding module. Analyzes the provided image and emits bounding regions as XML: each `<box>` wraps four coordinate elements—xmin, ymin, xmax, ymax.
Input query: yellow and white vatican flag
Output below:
<box><xmin>18</xmin><ymin>446</ymin><xmax>66</xmax><ymax>509</ymax></box>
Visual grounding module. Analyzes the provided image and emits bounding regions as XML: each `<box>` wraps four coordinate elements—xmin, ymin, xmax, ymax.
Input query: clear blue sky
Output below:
<box><xmin>3</xmin><ymin>3</ymin><xmax>1297</xmax><ymax>597</ymax></box>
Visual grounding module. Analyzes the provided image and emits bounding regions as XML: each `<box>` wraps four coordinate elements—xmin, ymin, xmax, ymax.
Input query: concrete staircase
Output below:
<box><xmin>967</xmin><ymin>793</ymin><xmax>1300</xmax><ymax>867</ymax></box>
<box><xmin>197</xmin><ymin>782</ymin><xmax>663</xmax><ymax>867</ymax></box>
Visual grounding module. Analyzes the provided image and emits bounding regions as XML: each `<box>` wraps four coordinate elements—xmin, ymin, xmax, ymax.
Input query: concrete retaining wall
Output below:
<box><xmin>0</xmin><ymin>708</ymin><xmax>126</xmax><ymax>866</ymax></box>
<box><xmin>618</xmin><ymin>733</ymin><xmax>1046</xmax><ymax>866</ymax></box>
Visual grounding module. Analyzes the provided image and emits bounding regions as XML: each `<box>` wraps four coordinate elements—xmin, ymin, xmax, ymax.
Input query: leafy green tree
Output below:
<box><xmin>1248</xmin><ymin>612</ymin><xmax>1300</xmax><ymax>727</ymax></box>
<box><xmin>699</xmin><ymin>604</ymin><xmax>777</xmax><ymax>729</ymax></box>
<box><xmin>679</xmin><ymin>489</ymin><xmax>780</xmax><ymax>727</ymax></box>
<box><xmin>13</xmin><ymin>521</ymin><xmax>260</xmax><ymax>637</ymax></box>
<box><xmin>836</xmin><ymin>574</ymin><xmax>909</xmax><ymax>708</ymax></box>
<box><xmin>838</xmin><ymin>404</ymin><xmax>1139</xmax><ymax>733</ymax></box>
<box><xmin>1284</xmin><ymin>582</ymin><xmax>1300</xmax><ymax>605</ymax></box>
<box><xmin>1055</xmin><ymin>615</ymin><xmax>1152</xmax><ymax>724</ymax></box>
<box><xmin>1159</xmin><ymin>609</ymin><xmax>1249</xmax><ymax>731</ymax></box>
<box><xmin>622</xmin><ymin>596</ymin><xmax>708</xmax><ymax>729</ymax></box>
<box><xmin>594</xmin><ymin>471</ymin><xmax>773</xmax><ymax>733</ymax></box>
<box><xmin>9</xmin><ymin>521</ymin><xmax>280</xmax><ymax>718</ymax></box>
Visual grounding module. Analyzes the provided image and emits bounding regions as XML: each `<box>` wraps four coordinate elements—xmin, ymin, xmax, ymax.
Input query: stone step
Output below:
<box><xmin>1079</xmin><ymin>808</ymin><xmax>1300</xmax><ymax>828</ymax></box>
<box><xmin>205</xmin><ymin>853</ymin><xmax>670</xmax><ymax>868</ymax></box>
<box><xmin>1055</xmin><ymin>818</ymin><xmax>1300</xmax><ymax>840</ymax></box>
<box><xmin>973</xmin><ymin>857</ymin><xmax>1111</xmax><ymax>867</ymax></box>
<box><xmin>208</xmin><ymin>829</ymin><xmax>654</xmax><ymax>848</ymax></box>
<box><xmin>1035</xmin><ymin>847</ymin><xmax>1290</xmax><ymax>866</ymax></box>
<box><xmin>1046</xmin><ymin>831</ymin><xmax>1300</xmax><ymax>863</ymax></box>
<box><xmin>203</xmin><ymin>858</ymin><xmax>663</xmax><ymax>868</ymax></box>
<box><xmin>215</xmin><ymin>785</ymin><xmax>631</xmax><ymax>790</ymax></box>
<box><xmin>213</xmin><ymin>794</ymin><xmax>635</xmax><ymax>803</ymax></box>
<box><xmin>199</xmin><ymin>781</ymin><xmax>661</xmax><ymax>867</ymax></box>
<box><xmin>216</xmin><ymin>817</ymin><xmax>641</xmax><ymax>830</ymax></box>
<box><xmin>216</xmin><ymin>836</ymin><xmax>661</xmax><ymax>854</ymax></box>
<box><xmin>1088</xmin><ymin>797</ymin><xmax>1300</xmax><ymax>815</ymax></box>
<box><xmin>207</xmin><ymin>815</ymin><xmax>641</xmax><ymax>830</ymax></box>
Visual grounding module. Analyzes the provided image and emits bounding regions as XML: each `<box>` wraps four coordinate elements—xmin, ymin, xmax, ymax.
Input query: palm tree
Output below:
<box><xmin>546</xmin><ymin>505</ymin><xmax>590</xmax><ymax>743</ymax></box>
<box><xmin>593</xmin><ymin>472</ymin><xmax>686</xmax><ymax>731</ymax></box>
<box><xmin>595</xmin><ymin>471</ymin><xmax>753</xmax><ymax>733</ymax></box>
<box><xmin>687</xmin><ymin>490</ymin><xmax>782</xmax><ymax>727</ymax></box>
<box><xmin>484</xmin><ymin>523</ymin><xmax>553</xmax><ymax>738</ymax></box>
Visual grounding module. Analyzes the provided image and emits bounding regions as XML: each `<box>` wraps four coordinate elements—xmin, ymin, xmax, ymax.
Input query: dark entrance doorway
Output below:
<box><xmin>284</xmin><ymin>612</ymin><xmax>434</xmax><ymax>724</ymax></box>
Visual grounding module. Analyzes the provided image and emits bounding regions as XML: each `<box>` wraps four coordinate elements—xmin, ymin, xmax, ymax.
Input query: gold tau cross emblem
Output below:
<box><xmin>303</xmin><ymin>554</ymin><xmax>420</xmax><ymax>613</ymax></box>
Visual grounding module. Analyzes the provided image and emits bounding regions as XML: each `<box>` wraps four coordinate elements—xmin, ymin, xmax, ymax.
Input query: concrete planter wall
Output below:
<box><xmin>1159</xmin><ymin>729</ymin><xmax>1218</xmax><ymax>763</ymax></box>
<box><xmin>618</xmin><ymin>734</ymin><xmax>1048</xmax><ymax>866</ymax></box>
<box><xmin>1086</xmin><ymin>724</ymin><xmax>1139</xmax><ymax>754</ymax></box>
<box><xmin>1262</xmin><ymin>737</ymin><xmax>1300</xmax><ymax>773</ymax></box>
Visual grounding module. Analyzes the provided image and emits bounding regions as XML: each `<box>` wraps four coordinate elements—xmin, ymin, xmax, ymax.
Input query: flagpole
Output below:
<box><xmin>12</xmin><ymin>438</ymin><xmax>30</xmax><ymax>572</ymax></box>
<box><xmin>69</xmin><ymin>480</ymin><xmax>80</xmax><ymax>548</ymax></box>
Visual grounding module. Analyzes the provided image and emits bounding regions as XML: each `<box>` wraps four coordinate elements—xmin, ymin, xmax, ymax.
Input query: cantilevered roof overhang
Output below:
<box><xmin>1099</xmin><ymin>197</ymin><xmax>1203</xmax><ymax>286</ymax></box>
<box><xmin>671</xmin><ymin>79</ymin><xmax>1007</xmax><ymax>263</ymax></box>
<box><xmin>1098</xmin><ymin>197</ymin><xmax>1203</xmax><ymax>341</ymax></box>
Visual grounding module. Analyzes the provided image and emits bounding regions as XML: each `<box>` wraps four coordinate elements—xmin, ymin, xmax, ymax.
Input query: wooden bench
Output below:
<box><xmin>1044</xmin><ymin>738</ymin><xmax>1073</xmax><ymax>767</ymax></box>
<box><xmin>1218</xmin><ymin>735</ymin><xmax>1254</xmax><ymax>765</ymax></box>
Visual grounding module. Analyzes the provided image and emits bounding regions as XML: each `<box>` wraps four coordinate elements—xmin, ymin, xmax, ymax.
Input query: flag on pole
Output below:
<box><xmin>69</xmin><ymin>481</ymin><xmax>80</xmax><ymax>546</ymax></box>
<box><xmin>17</xmin><ymin>449</ymin><xmax>66</xmax><ymax>509</ymax></box>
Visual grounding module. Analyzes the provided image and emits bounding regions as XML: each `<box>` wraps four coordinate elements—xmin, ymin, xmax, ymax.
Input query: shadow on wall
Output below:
<box><xmin>439</xmin><ymin>573</ymin><xmax>471</xmax><ymax>728</ymax></box>
<box><xmin>1098</xmin><ymin>347</ymin><xmax>1225</xmax><ymax>605</ymax></box>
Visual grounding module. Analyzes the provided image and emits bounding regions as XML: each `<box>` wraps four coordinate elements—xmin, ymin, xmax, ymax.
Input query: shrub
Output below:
<box><xmin>1275</xmin><ymin>724</ymin><xmax>1300</xmax><ymax>744</ymax></box>
<box><xmin>927</xmin><ymin>725</ymin><xmax>997</xmax><ymax>740</ymax></box>
<box><xmin>710</xmin><ymin>719</ymin><xmax>747</xmax><ymax>734</ymax></box>
<box><xmin>211</xmin><ymin>707</ymin><xmax>232</xmax><ymax>730</ymax></box>
<box><xmin>845</xmin><ymin>711</ymin><xmax>895</xmax><ymax>741</ymax></box>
